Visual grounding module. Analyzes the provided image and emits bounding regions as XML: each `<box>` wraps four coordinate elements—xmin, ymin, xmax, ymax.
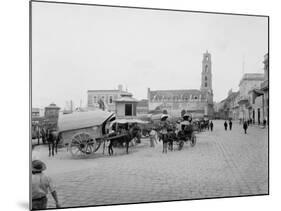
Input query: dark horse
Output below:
<box><xmin>106</xmin><ymin>130</ymin><xmax>139</xmax><ymax>156</ymax></box>
<box><xmin>46</xmin><ymin>130</ymin><xmax>60</xmax><ymax>157</ymax></box>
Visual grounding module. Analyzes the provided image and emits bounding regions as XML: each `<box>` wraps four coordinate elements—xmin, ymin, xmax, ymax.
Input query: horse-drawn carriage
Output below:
<box><xmin>149</xmin><ymin>114</ymin><xmax>197</xmax><ymax>151</ymax></box>
<box><xmin>174</xmin><ymin>120</ymin><xmax>197</xmax><ymax>150</ymax></box>
<box><xmin>57</xmin><ymin>110</ymin><xmax>148</xmax><ymax>158</ymax></box>
<box><xmin>109</xmin><ymin>118</ymin><xmax>149</xmax><ymax>144</ymax></box>
<box><xmin>57</xmin><ymin>110</ymin><xmax>116</xmax><ymax>158</ymax></box>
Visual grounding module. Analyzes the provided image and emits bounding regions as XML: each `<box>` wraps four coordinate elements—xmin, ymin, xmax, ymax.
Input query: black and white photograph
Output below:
<box><xmin>30</xmin><ymin>1</ymin><xmax>269</xmax><ymax>210</ymax></box>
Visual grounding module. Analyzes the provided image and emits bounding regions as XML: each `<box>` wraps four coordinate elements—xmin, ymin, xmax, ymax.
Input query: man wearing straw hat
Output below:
<box><xmin>31</xmin><ymin>160</ymin><xmax>60</xmax><ymax>209</ymax></box>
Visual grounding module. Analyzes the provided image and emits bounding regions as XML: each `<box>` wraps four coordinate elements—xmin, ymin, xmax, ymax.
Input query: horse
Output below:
<box><xmin>106</xmin><ymin>130</ymin><xmax>140</xmax><ymax>156</ymax></box>
<box><xmin>167</xmin><ymin>130</ymin><xmax>178</xmax><ymax>151</ymax></box>
<box><xmin>46</xmin><ymin>130</ymin><xmax>60</xmax><ymax>157</ymax></box>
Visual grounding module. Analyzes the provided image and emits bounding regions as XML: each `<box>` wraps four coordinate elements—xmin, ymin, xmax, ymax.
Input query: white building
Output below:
<box><xmin>237</xmin><ymin>73</ymin><xmax>264</xmax><ymax>121</ymax></box>
<box><xmin>87</xmin><ymin>85</ymin><xmax>129</xmax><ymax>112</ymax></box>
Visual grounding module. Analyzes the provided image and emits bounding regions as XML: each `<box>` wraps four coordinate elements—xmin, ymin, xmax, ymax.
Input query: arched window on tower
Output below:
<box><xmin>205</xmin><ymin>82</ymin><xmax>208</xmax><ymax>87</ymax></box>
<box><xmin>205</xmin><ymin>65</ymin><xmax>208</xmax><ymax>72</ymax></box>
<box><xmin>205</xmin><ymin>76</ymin><xmax>208</xmax><ymax>81</ymax></box>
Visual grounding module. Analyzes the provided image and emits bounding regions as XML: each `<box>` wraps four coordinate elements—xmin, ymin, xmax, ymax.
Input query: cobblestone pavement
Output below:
<box><xmin>33</xmin><ymin>120</ymin><xmax>268</xmax><ymax>208</ymax></box>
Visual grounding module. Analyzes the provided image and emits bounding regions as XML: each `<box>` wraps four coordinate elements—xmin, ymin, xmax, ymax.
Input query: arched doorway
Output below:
<box><xmin>252</xmin><ymin>110</ymin><xmax>255</xmax><ymax>124</ymax></box>
<box><xmin>258</xmin><ymin>108</ymin><xmax>260</xmax><ymax>125</ymax></box>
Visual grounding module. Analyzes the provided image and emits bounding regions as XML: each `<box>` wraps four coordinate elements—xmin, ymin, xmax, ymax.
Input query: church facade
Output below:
<box><xmin>147</xmin><ymin>51</ymin><xmax>214</xmax><ymax>118</ymax></box>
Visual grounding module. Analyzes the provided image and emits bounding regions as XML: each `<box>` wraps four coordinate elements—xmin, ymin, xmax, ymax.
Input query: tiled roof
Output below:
<box><xmin>149</xmin><ymin>89</ymin><xmax>206</xmax><ymax>99</ymax></box>
<box><xmin>137</xmin><ymin>99</ymin><xmax>148</xmax><ymax>107</ymax></box>
<box><xmin>114</xmin><ymin>96</ymin><xmax>138</xmax><ymax>103</ymax></box>
<box><xmin>88</xmin><ymin>89</ymin><xmax>120</xmax><ymax>92</ymax></box>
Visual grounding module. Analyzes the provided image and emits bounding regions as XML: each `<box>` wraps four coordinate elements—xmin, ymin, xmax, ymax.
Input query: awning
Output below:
<box><xmin>58</xmin><ymin>110</ymin><xmax>115</xmax><ymax>132</ymax></box>
<box><xmin>150</xmin><ymin>113</ymin><xmax>171</xmax><ymax>121</ymax></box>
<box><xmin>110</xmin><ymin>119</ymin><xmax>149</xmax><ymax>126</ymax></box>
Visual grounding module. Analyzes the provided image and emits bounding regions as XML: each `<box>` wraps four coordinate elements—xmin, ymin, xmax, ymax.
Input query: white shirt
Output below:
<box><xmin>32</xmin><ymin>173</ymin><xmax>55</xmax><ymax>199</ymax></box>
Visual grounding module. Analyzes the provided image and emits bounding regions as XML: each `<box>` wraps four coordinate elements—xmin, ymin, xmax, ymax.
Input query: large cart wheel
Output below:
<box><xmin>69</xmin><ymin>132</ymin><xmax>100</xmax><ymax>157</ymax></box>
<box><xmin>190</xmin><ymin>135</ymin><xmax>196</xmax><ymax>147</ymax></box>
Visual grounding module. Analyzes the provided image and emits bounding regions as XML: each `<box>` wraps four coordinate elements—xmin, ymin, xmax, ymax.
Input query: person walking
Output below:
<box><xmin>159</xmin><ymin>114</ymin><xmax>169</xmax><ymax>154</ymax></box>
<box><xmin>32</xmin><ymin>160</ymin><xmax>61</xmax><ymax>209</ymax></box>
<box><xmin>210</xmin><ymin>121</ymin><xmax>214</xmax><ymax>131</ymax></box>
<box><xmin>229</xmin><ymin>120</ymin><xmax>233</xmax><ymax>131</ymax></box>
<box><xmin>224</xmin><ymin>121</ymin><xmax>228</xmax><ymax>131</ymax></box>
<box><xmin>149</xmin><ymin>128</ymin><xmax>157</xmax><ymax>147</ymax></box>
<box><xmin>263</xmin><ymin>119</ymin><xmax>267</xmax><ymax>128</ymax></box>
<box><xmin>243</xmin><ymin>121</ymin><xmax>248</xmax><ymax>134</ymax></box>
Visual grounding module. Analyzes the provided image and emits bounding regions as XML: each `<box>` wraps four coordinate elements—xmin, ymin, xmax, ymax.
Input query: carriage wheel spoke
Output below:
<box><xmin>70</xmin><ymin>132</ymin><xmax>97</xmax><ymax>157</ymax></box>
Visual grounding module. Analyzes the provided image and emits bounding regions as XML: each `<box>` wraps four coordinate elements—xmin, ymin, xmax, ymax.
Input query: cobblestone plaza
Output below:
<box><xmin>33</xmin><ymin>120</ymin><xmax>268</xmax><ymax>209</ymax></box>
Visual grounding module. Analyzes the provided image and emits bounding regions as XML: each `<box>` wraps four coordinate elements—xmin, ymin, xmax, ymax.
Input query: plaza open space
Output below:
<box><xmin>32</xmin><ymin>120</ymin><xmax>268</xmax><ymax>209</ymax></box>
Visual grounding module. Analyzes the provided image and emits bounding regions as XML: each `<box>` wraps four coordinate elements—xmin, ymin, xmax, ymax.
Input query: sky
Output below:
<box><xmin>32</xmin><ymin>2</ymin><xmax>268</xmax><ymax>109</ymax></box>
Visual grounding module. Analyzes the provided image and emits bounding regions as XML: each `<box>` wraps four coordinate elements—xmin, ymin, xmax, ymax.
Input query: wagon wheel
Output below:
<box><xmin>69</xmin><ymin>132</ymin><xmax>97</xmax><ymax>157</ymax></box>
<box><xmin>190</xmin><ymin>135</ymin><xmax>196</xmax><ymax>147</ymax></box>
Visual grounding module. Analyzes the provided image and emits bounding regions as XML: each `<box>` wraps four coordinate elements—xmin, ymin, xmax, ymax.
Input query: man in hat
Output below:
<box><xmin>181</xmin><ymin>114</ymin><xmax>193</xmax><ymax>140</ymax></box>
<box><xmin>243</xmin><ymin>121</ymin><xmax>248</xmax><ymax>134</ymax></box>
<box><xmin>32</xmin><ymin>160</ymin><xmax>60</xmax><ymax>209</ymax></box>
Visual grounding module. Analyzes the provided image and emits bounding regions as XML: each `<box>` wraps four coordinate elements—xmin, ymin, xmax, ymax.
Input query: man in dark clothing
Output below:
<box><xmin>263</xmin><ymin>119</ymin><xmax>266</xmax><ymax>127</ymax></box>
<box><xmin>243</xmin><ymin>121</ymin><xmax>248</xmax><ymax>134</ymax></box>
<box><xmin>159</xmin><ymin>114</ymin><xmax>170</xmax><ymax>153</ymax></box>
<box><xmin>229</xmin><ymin>120</ymin><xmax>232</xmax><ymax>131</ymax></box>
<box><xmin>210</xmin><ymin>121</ymin><xmax>214</xmax><ymax>131</ymax></box>
<box><xmin>224</xmin><ymin>121</ymin><xmax>228</xmax><ymax>131</ymax></box>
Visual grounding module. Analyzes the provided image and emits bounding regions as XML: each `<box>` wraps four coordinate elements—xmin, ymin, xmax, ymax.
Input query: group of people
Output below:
<box><xmin>223</xmin><ymin>120</ymin><xmax>233</xmax><ymax>131</ymax></box>
<box><xmin>224</xmin><ymin>119</ymin><xmax>249</xmax><ymax>134</ymax></box>
<box><xmin>208</xmin><ymin>121</ymin><xmax>214</xmax><ymax>131</ymax></box>
<box><xmin>148</xmin><ymin>114</ymin><xmax>197</xmax><ymax>153</ymax></box>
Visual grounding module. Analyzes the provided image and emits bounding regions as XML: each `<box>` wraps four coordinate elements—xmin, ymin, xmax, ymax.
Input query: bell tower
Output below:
<box><xmin>201</xmin><ymin>51</ymin><xmax>213</xmax><ymax>93</ymax></box>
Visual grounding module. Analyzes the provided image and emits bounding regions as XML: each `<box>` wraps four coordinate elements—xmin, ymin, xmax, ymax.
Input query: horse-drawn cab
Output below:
<box><xmin>109</xmin><ymin>119</ymin><xmax>149</xmax><ymax>143</ymax></box>
<box><xmin>175</xmin><ymin>114</ymin><xmax>197</xmax><ymax>150</ymax></box>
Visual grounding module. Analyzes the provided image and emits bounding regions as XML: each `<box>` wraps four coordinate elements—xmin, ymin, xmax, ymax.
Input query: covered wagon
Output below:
<box><xmin>57</xmin><ymin>110</ymin><xmax>115</xmax><ymax>157</ymax></box>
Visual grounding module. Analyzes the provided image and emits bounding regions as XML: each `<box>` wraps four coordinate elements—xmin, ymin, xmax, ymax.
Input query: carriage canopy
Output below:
<box><xmin>109</xmin><ymin>119</ymin><xmax>149</xmax><ymax>127</ymax></box>
<box><xmin>58</xmin><ymin>110</ymin><xmax>115</xmax><ymax>133</ymax></box>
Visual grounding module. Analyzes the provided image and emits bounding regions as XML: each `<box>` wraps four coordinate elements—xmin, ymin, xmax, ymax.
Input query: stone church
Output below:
<box><xmin>147</xmin><ymin>51</ymin><xmax>214</xmax><ymax>118</ymax></box>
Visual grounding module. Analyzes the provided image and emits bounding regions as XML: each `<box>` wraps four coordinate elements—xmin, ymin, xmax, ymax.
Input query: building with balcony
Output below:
<box><xmin>238</xmin><ymin>73</ymin><xmax>264</xmax><ymax>121</ymax></box>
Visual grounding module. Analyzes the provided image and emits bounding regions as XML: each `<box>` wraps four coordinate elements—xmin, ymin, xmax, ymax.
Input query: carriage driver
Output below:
<box><xmin>180</xmin><ymin>113</ymin><xmax>193</xmax><ymax>139</ymax></box>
